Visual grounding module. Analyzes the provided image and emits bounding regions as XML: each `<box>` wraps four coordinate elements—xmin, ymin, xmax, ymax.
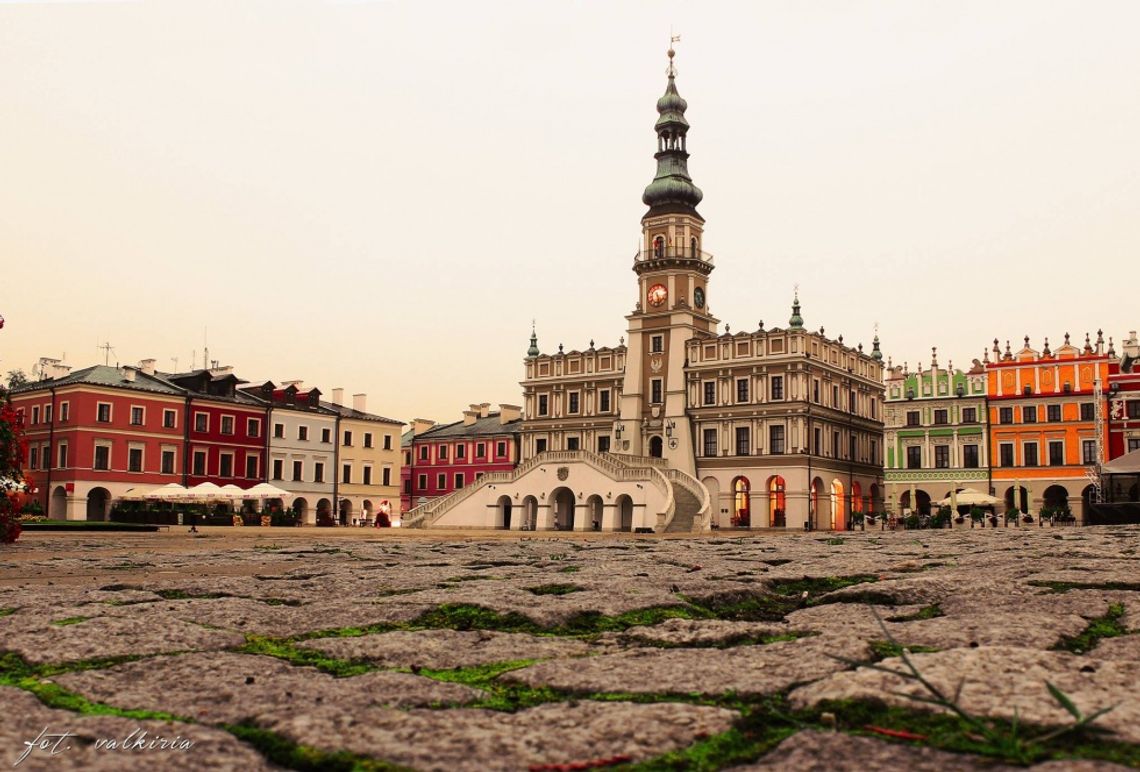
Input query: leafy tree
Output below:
<box><xmin>5</xmin><ymin>369</ymin><xmax>28</xmax><ymax>389</ymax></box>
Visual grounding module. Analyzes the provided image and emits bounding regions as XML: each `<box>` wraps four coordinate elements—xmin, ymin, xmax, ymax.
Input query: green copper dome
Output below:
<box><xmin>788</xmin><ymin>292</ymin><xmax>804</xmax><ymax>330</ymax></box>
<box><xmin>642</xmin><ymin>65</ymin><xmax>703</xmax><ymax>218</ymax></box>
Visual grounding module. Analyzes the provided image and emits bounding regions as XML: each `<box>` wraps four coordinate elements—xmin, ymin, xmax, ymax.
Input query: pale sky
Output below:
<box><xmin>2</xmin><ymin>1</ymin><xmax>1138</xmax><ymax>423</ymax></box>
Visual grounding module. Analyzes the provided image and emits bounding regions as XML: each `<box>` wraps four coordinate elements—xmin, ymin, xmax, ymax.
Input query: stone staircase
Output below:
<box><xmin>665</xmin><ymin>485</ymin><xmax>703</xmax><ymax>533</ymax></box>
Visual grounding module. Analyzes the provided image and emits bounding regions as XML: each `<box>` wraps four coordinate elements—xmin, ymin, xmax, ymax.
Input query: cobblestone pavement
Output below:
<box><xmin>2</xmin><ymin>525</ymin><xmax>1139</xmax><ymax>770</ymax></box>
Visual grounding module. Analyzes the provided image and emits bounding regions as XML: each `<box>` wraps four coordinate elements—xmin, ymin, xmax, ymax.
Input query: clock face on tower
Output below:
<box><xmin>693</xmin><ymin>287</ymin><xmax>705</xmax><ymax>309</ymax></box>
<box><xmin>647</xmin><ymin>284</ymin><xmax>668</xmax><ymax>308</ymax></box>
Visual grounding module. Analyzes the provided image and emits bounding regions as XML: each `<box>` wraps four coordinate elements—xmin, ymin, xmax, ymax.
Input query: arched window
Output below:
<box><xmin>768</xmin><ymin>475</ymin><xmax>786</xmax><ymax>527</ymax></box>
<box><xmin>732</xmin><ymin>476</ymin><xmax>751</xmax><ymax>527</ymax></box>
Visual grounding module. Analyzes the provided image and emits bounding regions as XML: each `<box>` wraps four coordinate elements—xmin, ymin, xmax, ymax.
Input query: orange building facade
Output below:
<box><xmin>986</xmin><ymin>334</ymin><xmax>1112</xmax><ymax>520</ymax></box>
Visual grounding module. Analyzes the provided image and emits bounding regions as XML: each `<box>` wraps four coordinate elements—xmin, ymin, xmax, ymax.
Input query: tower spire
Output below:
<box><xmin>641</xmin><ymin>40</ymin><xmax>703</xmax><ymax>220</ymax></box>
<box><xmin>788</xmin><ymin>287</ymin><xmax>804</xmax><ymax>330</ymax></box>
<box><xmin>526</xmin><ymin>321</ymin><xmax>540</xmax><ymax>358</ymax></box>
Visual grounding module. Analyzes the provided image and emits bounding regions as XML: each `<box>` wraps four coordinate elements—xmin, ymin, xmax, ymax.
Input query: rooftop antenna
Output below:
<box><xmin>171</xmin><ymin>356</ymin><xmax>179</xmax><ymax>372</ymax></box>
<box><xmin>97</xmin><ymin>340</ymin><xmax>115</xmax><ymax>366</ymax></box>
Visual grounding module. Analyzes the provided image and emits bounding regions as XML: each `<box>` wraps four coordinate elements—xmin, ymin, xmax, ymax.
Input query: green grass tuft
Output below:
<box><xmin>886</xmin><ymin>604</ymin><xmax>944</xmax><ymax>622</ymax></box>
<box><xmin>51</xmin><ymin>616</ymin><xmax>89</xmax><ymax>626</ymax></box>
<box><xmin>237</xmin><ymin>636</ymin><xmax>376</xmax><ymax>677</ymax></box>
<box><xmin>225</xmin><ymin>723</ymin><xmax>408</xmax><ymax>771</ymax></box>
<box><xmin>1053</xmin><ymin>603</ymin><xmax>1128</xmax><ymax>654</ymax></box>
<box><xmin>867</xmin><ymin>640</ymin><xmax>941</xmax><ymax>660</ymax></box>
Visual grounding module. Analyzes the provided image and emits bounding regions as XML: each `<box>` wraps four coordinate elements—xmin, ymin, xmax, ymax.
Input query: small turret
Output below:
<box><xmin>870</xmin><ymin>334</ymin><xmax>883</xmax><ymax>361</ymax></box>
<box><xmin>526</xmin><ymin>323</ymin><xmax>540</xmax><ymax>358</ymax></box>
<box><xmin>788</xmin><ymin>290</ymin><xmax>804</xmax><ymax>330</ymax></box>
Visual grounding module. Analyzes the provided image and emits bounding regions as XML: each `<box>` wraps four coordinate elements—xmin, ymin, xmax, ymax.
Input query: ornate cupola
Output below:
<box><xmin>526</xmin><ymin>323</ymin><xmax>540</xmax><ymax>358</ymax></box>
<box><xmin>642</xmin><ymin>48</ymin><xmax>704</xmax><ymax>219</ymax></box>
<box><xmin>788</xmin><ymin>291</ymin><xmax>804</xmax><ymax>330</ymax></box>
<box><xmin>870</xmin><ymin>334</ymin><xmax>883</xmax><ymax>361</ymax></box>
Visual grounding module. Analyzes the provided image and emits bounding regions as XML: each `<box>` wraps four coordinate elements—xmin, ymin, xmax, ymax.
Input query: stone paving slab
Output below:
<box><xmin>55</xmin><ymin>652</ymin><xmax>482</xmax><ymax>723</ymax></box>
<box><xmin>261</xmin><ymin>699</ymin><xmax>738</xmax><ymax>771</ymax></box>
<box><xmin>299</xmin><ymin>628</ymin><xmax>595</xmax><ymax>670</ymax></box>
<box><xmin>0</xmin><ymin>686</ymin><xmax>278</xmax><ymax>771</ymax></box>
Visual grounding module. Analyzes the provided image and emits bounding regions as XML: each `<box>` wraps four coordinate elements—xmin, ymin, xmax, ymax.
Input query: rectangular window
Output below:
<box><xmin>770</xmin><ymin>376</ymin><xmax>784</xmax><ymax>400</ymax></box>
<box><xmin>219</xmin><ymin>454</ymin><xmax>233</xmax><ymax>478</ymax></box>
<box><xmin>382</xmin><ymin>467</ymin><xmax>391</xmax><ymax>486</ymax></box>
<box><xmin>832</xmin><ymin>385</ymin><xmax>839</xmax><ymax>407</ymax></box>
<box><xmin>1047</xmin><ymin>404</ymin><xmax>1062</xmax><ymax>422</ymax></box>
<box><xmin>769</xmin><ymin>425</ymin><xmax>785</xmax><ymax>455</ymax></box>
<box><xmin>650</xmin><ymin>379</ymin><xmax>663</xmax><ymax>404</ymax></box>
<box><xmin>29</xmin><ymin>447</ymin><xmax>38</xmax><ymax>470</ymax></box>
<box><xmin>870</xmin><ymin>439</ymin><xmax>878</xmax><ymax>464</ymax></box>
<box><xmin>158</xmin><ymin>409</ymin><xmax>174</xmax><ymax>429</ymax></box>
<box><xmin>161</xmin><ymin>449</ymin><xmax>176</xmax><ymax>475</ymax></box>
<box><xmin>221</xmin><ymin>415</ymin><xmax>234</xmax><ymax>435</ymax></box>
<box><xmin>298</xmin><ymin>425</ymin><xmax>309</xmax><ymax>441</ymax></box>
<box><xmin>130</xmin><ymin>406</ymin><xmax>144</xmax><ymax>426</ymax></box>
<box><xmin>849</xmin><ymin>434</ymin><xmax>856</xmax><ymax>460</ymax></box>
<box><xmin>247</xmin><ymin>418</ymin><xmax>260</xmax><ymax>437</ymax></box>
<box><xmin>417</xmin><ymin>474</ymin><xmax>427</xmax><ymax>491</ymax></box>
<box><xmin>736</xmin><ymin>378</ymin><xmax>749</xmax><ymax>403</ymax></box>
<box><xmin>1049</xmin><ymin>441</ymin><xmax>1064</xmax><ymax>466</ymax></box>
<box><xmin>193</xmin><ymin>451</ymin><xmax>207</xmax><ymax>476</ymax></box>
<box><xmin>849</xmin><ymin>390</ymin><xmax>857</xmax><ymax>414</ymax></box>
<box><xmin>194</xmin><ymin>413</ymin><xmax>208</xmax><ymax>432</ymax></box>
<box><xmin>1080</xmin><ymin>403</ymin><xmax>1095</xmax><ymax>421</ymax></box>
<box><xmin>599</xmin><ymin>390</ymin><xmax>611</xmax><ymax>413</ymax></box>
<box><xmin>128</xmin><ymin>447</ymin><xmax>143</xmax><ymax>472</ymax></box>
<box><xmin>962</xmin><ymin>407</ymin><xmax>977</xmax><ymax>424</ymax></box>
<box><xmin>322</xmin><ymin>428</ymin><xmax>331</xmax><ymax>443</ymax></box>
<box><xmin>364</xmin><ymin>432</ymin><xmax>373</xmax><ymax>449</ymax></box>
<box><xmin>538</xmin><ymin>395</ymin><xmax>549</xmax><ymax>416</ymax></box>
<box><xmin>273</xmin><ymin>459</ymin><xmax>284</xmax><ymax>480</ymax></box>
<box><xmin>245</xmin><ymin>455</ymin><xmax>258</xmax><ymax>479</ymax></box>
<box><xmin>934</xmin><ymin>445</ymin><xmax>949</xmax><ymax>469</ymax></box>
<box><xmin>906</xmin><ymin>446</ymin><xmax>922</xmax><ymax>469</ymax></box>
<box><xmin>97</xmin><ymin>403</ymin><xmax>112</xmax><ymax>423</ymax></box>
<box><xmin>832</xmin><ymin>430</ymin><xmax>840</xmax><ymax>458</ymax></box>
<box><xmin>650</xmin><ymin>335</ymin><xmax>664</xmax><ymax>353</ymax></box>
<box><xmin>1128</xmin><ymin>401</ymin><xmax>1140</xmax><ymax>419</ymax></box>
<box><xmin>419</xmin><ymin>445</ymin><xmax>428</xmax><ymax>460</ymax></box>
<box><xmin>342</xmin><ymin>464</ymin><xmax>352</xmax><ymax>484</ymax></box>
<box><xmin>703</xmin><ymin>428</ymin><xmax>717</xmax><ymax>457</ymax></box>
<box><xmin>1024</xmin><ymin>442</ymin><xmax>1039</xmax><ymax>467</ymax></box>
<box><xmin>363</xmin><ymin>467</ymin><xmax>373</xmax><ymax>485</ymax></box>
<box><xmin>814</xmin><ymin>427</ymin><xmax>822</xmax><ymax>455</ymax></box>
<box><xmin>1128</xmin><ymin>438</ymin><xmax>1140</xmax><ymax>453</ymax></box>
<box><xmin>496</xmin><ymin>441</ymin><xmax>507</xmax><ymax>457</ymax></box>
<box><xmin>274</xmin><ymin>423</ymin><xmax>285</xmax><ymax>438</ymax></box>
<box><xmin>474</xmin><ymin>442</ymin><xmax>486</xmax><ymax>458</ymax></box>
<box><xmin>404</xmin><ymin>479</ymin><xmax>412</xmax><ymax>495</ymax></box>
<box><xmin>597</xmin><ymin>436</ymin><xmax>611</xmax><ymax>453</ymax></box>
<box><xmin>94</xmin><ymin>444</ymin><xmax>110</xmax><ymax>471</ymax></box>
<box><xmin>535</xmin><ymin>438</ymin><xmax>548</xmax><ymax>453</ymax></box>
<box><xmin>343</xmin><ymin>430</ymin><xmax>353</xmax><ymax>446</ymax></box>
<box><xmin>566</xmin><ymin>436</ymin><xmax>580</xmax><ymax>451</ymax></box>
<box><xmin>1082</xmin><ymin>440</ymin><xmax>1097</xmax><ymax>465</ymax></box>
<box><xmin>813</xmin><ymin>379</ymin><xmax>820</xmax><ymax>403</ymax></box>
<box><xmin>455</xmin><ymin>473</ymin><xmax>464</xmax><ymax>488</ymax></box>
<box><xmin>1023</xmin><ymin>406</ymin><xmax>1037</xmax><ymax>424</ymax></box>
<box><xmin>58</xmin><ymin>443</ymin><xmax>69</xmax><ymax>470</ymax></box>
<box><xmin>735</xmin><ymin>427</ymin><xmax>750</xmax><ymax>456</ymax></box>
<box><xmin>456</xmin><ymin>444</ymin><xmax>466</xmax><ymax>459</ymax></box>
<box><xmin>870</xmin><ymin>398</ymin><xmax>877</xmax><ymax>419</ymax></box>
<box><xmin>32</xmin><ymin>406</ymin><xmax>40</xmax><ymax>425</ymax></box>
<box><xmin>999</xmin><ymin>407</ymin><xmax>1013</xmax><ymax>424</ymax></box>
<box><xmin>1000</xmin><ymin>443</ymin><xmax>1015</xmax><ymax>467</ymax></box>
<box><xmin>703</xmin><ymin>382</ymin><xmax>715</xmax><ymax>405</ymax></box>
<box><xmin>906</xmin><ymin>411</ymin><xmax>920</xmax><ymax>427</ymax></box>
<box><xmin>933</xmin><ymin>409</ymin><xmax>948</xmax><ymax>425</ymax></box>
<box><xmin>437</xmin><ymin>473</ymin><xmax>447</xmax><ymax>490</ymax></box>
<box><xmin>60</xmin><ymin>402</ymin><xmax>70</xmax><ymax>422</ymax></box>
<box><xmin>438</xmin><ymin>445</ymin><xmax>448</xmax><ymax>460</ymax></box>
<box><xmin>568</xmin><ymin>392</ymin><xmax>580</xmax><ymax>414</ymax></box>
<box><xmin>314</xmin><ymin>462</ymin><xmax>324</xmax><ymax>483</ymax></box>
<box><xmin>383</xmin><ymin>434</ymin><xmax>392</xmax><ymax>450</ymax></box>
<box><xmin>963</xmin><ymin>444</ymin><xmax>979</xmax><ymax>468</ymax></box>
<box><xmin>292</xmin><ymin>461</ymin><xmax>304</xmax><ymax>481</ymax></box>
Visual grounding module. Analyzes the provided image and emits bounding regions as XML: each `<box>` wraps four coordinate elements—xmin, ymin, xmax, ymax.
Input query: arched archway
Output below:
<box><xmin>551</xmin><ymin>486</ymin><xmax>575</xmax><ymax>530</ymax></box>
<box><xmin>495</xmin><ymin>495</ymin><xmax>512</xmax><ymax>530</ymax></box>
<box><xmin>1004</xmin><ymin>486</ymin><xmax>1028</xmax><ymax>513</ymax></box>
<box><xmin>51</xmin><ymin>486</ymin><xmax>67</xmax><ymax>518</ymax></box>
<box><xmin>649</xmin><ymin>436</ymin><xmax>663</xmax><ymax>458</ymax></box>
<box><xmin>1043</xmin><ymin>485</ymin><xmax>1069</xmax><ymax>511</ymax></box>
<box><xmin>900</xmin><ymin>489</ymin><xmax>932</xmax><ymax>516</ymax></box>
<box><xmin>869</xmin><ymin>483</ymin><xmax>882</xmax><ymax>512</ymax></box>
<box><xmin>811</xmin><ymin>477</ymin><xmax>824</xmax><ymax>527</ymax></box>
<box><xmin>522</xmin><ymin>495</ymin><xmax>539</xmax><ymax>531</ymax></box>
<box><xmin>293</xmin><ymin>497</ymin><xmax>309</xmax><ymax>522</ymax></box>
<box><xmin>767</xmin><ymin>476</ymin><xmax>786</xmax><ymax>527</ymax></box>
<box><xmin>615</xmin><ymin>494</ymin><xmax>634</xmax><ymax>532</ymax></box>
<box><xmin>851</xmin><ymin>481</ymin><xmax>863</xmax><ymax>514</ymax></box>
<box><xmin>339</xmin><ymin>498</ymin><xmax>352</xmax><ymax>525</ymax></box>
<box><xmin>86</xmin><ymin>487</ymin><xmax>111</xmax><ymax>521</ymax></box>
<box><xmin>702</xmin><ymin>476</ymin><xmax>721</xmax><ymax>528</ymax></box>
<box><xmin>363</xmin><ymin>500</ymin><xmax>373</xmax><ymax>517</ymax></box>
<box><xmin>1081</xmin><ymin>485</ymin><xmax>1096</xmax><ymax>523</ymax></box>
<box><xmin>732</xmin><ymin>476</ymin><xmax>751</xmax><ymax>527</ymax></box>
<box><xmin>584</xmin><ymin>495</ymin><xmax>603</xmax><ymax>531</ymax></box>
<box><xmin>830</xmin><ymin>480</ymin><xmax>845</xmax><ymax>530</ymax></box>
<box><xmin>316</xmin><ymin>498</ymin><xmax>332</xmax><ymax>526</ymax></box>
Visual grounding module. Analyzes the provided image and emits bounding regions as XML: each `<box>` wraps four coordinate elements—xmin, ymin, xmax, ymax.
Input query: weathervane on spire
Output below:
<box><xmin>667</xmin><ymin>32</ymin><xmax>680</xmax><ymax>76</ymax></box>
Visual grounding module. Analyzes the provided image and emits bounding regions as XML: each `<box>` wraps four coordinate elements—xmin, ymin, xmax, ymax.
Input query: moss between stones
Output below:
<box><xmin>526</xmin><ymin>583</ymin><xmax>584</xmax><ymax>596</ymax></box>
<box><xmin>237</xmin><ymin>636</ymin><xmax>377</xmax><ymax>678</ymax></box>
<box><xmin>1053</xmin><ymin>603</ymin><xmax>1129</xmax><ymax>654</ymax></box>
<box><xmin>1029</xmin><ymin>580</ymin><xmax>1140</xmax><ymax>593</ymax></box>
<box><xmin>225</xmin><ymin>723</ymin><xmax>409</xmax><ymax>771</ymax></box>
<box><xmin>867</xmin><ymin>640</ymin><xmax>941</xmax><ymax>660</ymax></box>
<box><xmin>50</xmin><ymin>616</ymin><xmax>89</xmax><ymax>626</ymax></box>
<box><xmin>0</xmin><ymin>607</ymin><xmax>17</xmax><ymax>617</ymax></box>
<box><xmin>886</xmin><ymin>604</ymin><xmax>944</xmax><ymax>623</ymax></box>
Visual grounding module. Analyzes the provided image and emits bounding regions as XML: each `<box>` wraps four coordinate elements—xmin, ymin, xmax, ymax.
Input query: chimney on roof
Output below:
<box><xmin>120</xmin><ymin>366</ymin><xmax>136</xmax><ymax>383</ymax></box>
<box><xmin>331</xmin><ymin>388</ymin><xmax>344</xmax><ymax>406</ymax></box>
<box><xmin>499</xmin><ymin>404</ymin><xmax>521</xmax><ymax>424</ymax></box>
<box><xmin>479</xmin><ymin>402</ymin><xmax>491</xmax><ymax>418</ymax></box>
<box><xmin>209</xmin><ymin>365</ymin><xmax>233</xmax><ymax>376</ymax></box>
<box><xmin>138</xmin><ymin>358</ymin><xmax>156</xmax><ymax>376</ymax></box>
<box><xmin>463</xmin><ymin>410</ymin><xmax>479</xmax><ymax>426</ymax></box>
<box><xmin>352</xmin><ymin>393</ymin><xmax>366</xmax><ymax>413</ymax></box>
<box><xmin>412</xmin><ymin>418</ymin><xmax>435</xmax><ymax>436</ymax></box>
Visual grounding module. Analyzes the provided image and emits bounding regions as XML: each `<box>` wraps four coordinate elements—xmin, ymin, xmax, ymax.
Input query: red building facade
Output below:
<box><xmin>167</xmin><ymin>369</ymin><xmax>267</xmax><ymax>488</ymax></box>
<box><xmin>401</xmin><ymin>404</ymin><xmax>522</xmax><ymax>514</ymax></box>
<box><xmin>1108</xmin><ymin>331</ymin><xmax>1140</xmax><ymax>460</ymax></box>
